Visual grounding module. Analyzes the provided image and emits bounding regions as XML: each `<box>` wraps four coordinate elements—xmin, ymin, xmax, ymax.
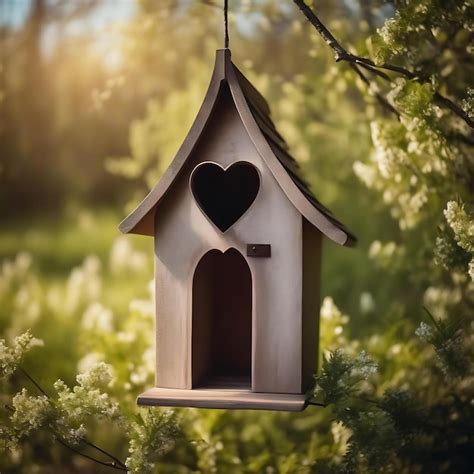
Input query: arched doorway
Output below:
<box><xmin>192</xmin><ymin>248</ymin><xmax>252</xmax><ymax>389</ymax></box>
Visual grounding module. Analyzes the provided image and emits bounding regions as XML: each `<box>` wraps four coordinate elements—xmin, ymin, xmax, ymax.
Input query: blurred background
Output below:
<box><xmin>1</xmin><ymin>0</ymin><xmax>472</xmax><ymax>472</ymax></box>
<box><xmin>0</xmin><ymin>0</ymin><xmax>393</xmax><ymax>317</ymax></box>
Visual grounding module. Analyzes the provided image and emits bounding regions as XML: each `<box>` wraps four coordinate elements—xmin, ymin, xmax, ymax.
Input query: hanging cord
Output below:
<box><xmin>224</xmin><ymin>0</ymin><xmax>229</xmax><ymax>48</ymax></box>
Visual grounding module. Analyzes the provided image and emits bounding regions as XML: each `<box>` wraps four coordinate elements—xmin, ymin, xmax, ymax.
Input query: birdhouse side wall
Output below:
<box><xmin>302</xmin><ymin>219</ymin><xmax>322</xmax><ymax>391</ymax></box>
<box><xmin>152</xmin><ymin>86</ymin><xmax>304</xmax><ymax>394</ymax></box>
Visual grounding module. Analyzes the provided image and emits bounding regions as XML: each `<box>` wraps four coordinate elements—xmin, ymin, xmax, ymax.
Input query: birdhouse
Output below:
<box><xmin>120</xmin><ymin>49</ymin><xmax>356</xmax><ymax>411</ymax></box>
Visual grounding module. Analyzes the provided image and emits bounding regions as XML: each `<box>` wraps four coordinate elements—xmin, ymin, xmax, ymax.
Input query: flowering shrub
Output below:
<box><xmin>1</xmin><ymin>330</ymin><xmax>179</xmax><ymax>473</ymax></box>
<box><xmin>0</xmin><ymin>331</ymin><xmax>43</xmax><ymax>380</ymax></box>
<box><xmin>1</xmin><ymin>0</ymin><xmax>473</xmax><ymax>472</ymax></box>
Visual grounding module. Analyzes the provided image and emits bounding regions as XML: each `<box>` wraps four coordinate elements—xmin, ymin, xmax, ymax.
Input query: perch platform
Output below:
<box><xmin>137</xmin><ymin>387</ymin><xmax>308</xmax><ymax>412</ymax></box>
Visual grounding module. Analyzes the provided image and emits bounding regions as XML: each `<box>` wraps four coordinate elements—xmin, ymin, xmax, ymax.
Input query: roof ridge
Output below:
<box><xmin>119</xmin><ymin>49</ymin><xmax>356</xmax><ymax>247</ymax></box>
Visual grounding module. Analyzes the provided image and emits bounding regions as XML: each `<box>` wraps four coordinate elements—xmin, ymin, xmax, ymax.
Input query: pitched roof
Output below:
<box><xmin>119</xmin><ymin>49</ymin><xmax>356</xmax><ymax>247</ymax></box>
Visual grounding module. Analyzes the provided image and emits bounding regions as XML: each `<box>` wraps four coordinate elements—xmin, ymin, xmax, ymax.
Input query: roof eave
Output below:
<box><xmin>224</xmin><ymin>55</ymin><xmax>357</xmax><ymax>247</ymax></box>
<box><xmin>119</xmin><ymin>49</ymin><xmax>231</xmax><ymax>236</ymax></box>
<box><xmin>119</xmin><ymin>48</ymin><xmax>357</xmax><ymax>248</ymax></box>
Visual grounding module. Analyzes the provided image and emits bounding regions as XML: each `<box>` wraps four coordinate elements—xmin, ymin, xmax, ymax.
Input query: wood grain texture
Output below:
<box><xmin>153</xmin><ymin>84</ymin><xmax>303</xmax><ymax>393</ymax></box>
<box><xmin>137</xmin><ymin>387</ymin><xmax>308</xmax><ymax>411</ymax></box>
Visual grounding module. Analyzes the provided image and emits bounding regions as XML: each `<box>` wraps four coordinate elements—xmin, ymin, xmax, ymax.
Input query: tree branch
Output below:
<box><xmin>291</xmin><ymin>2</ymin><xmax>347</xmax><ymax>61</ymax></box>
<box><xmin>4</xmin><ymin>404</ymin><xmax>126</xmax><ymax>471</ymax></box>
<box><xmin>349</xmin><ymin>63</ymin><xmax>400</xmax><ymax>119</ymax></box>
<box><xmin>14</xmin><ymin>369</ymin><xmax>128</xmax><ymax>471</ymax></box>
<box><xmin>292</xmin><ymin>0</ymin><xmax>474</xmax><ymax>128</ymax></box>
<box><xmin>55</xmin><ymin>436</ymin><xmax>127</xmax><ymax>471</ymax></box>
<box><xmin>356</xmin><ymin>61</ymin><xmax>391</xmax><ymax>81</ymax></box>
<box><xmin>18</xmin><ymin>367</ymin><xmax>51</xmax><ymax>399</ymax></box>
<box><xmin>82</xmin><ymin>439</ymin><xmax>128</xmax><ymax>471</ymax></box>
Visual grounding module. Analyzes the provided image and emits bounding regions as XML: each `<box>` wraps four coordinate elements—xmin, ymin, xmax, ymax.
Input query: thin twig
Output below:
<box><xmin>82</xmin><ymin>439</ymin><xmax>128</xmax><ymax>471</ymax></box>
<box><xmin>292</xmin><ymin>0</ymin><xmax>474</xmax><ymax>128</ymax></box>
<box><xmin>55</xmin><ymin>436</ymin><xmax>127</xmax><ymax>471</ymax></box>
<box><xmin>423</xmin><ymin>306</ymin><xmax>445</xmax><ymax>335</ymax></box>
<box><xmin>356</xmin><ymin>61</ymin><xmax>391</xmax><ymax>81</ymax></box>
<box><xmin>18</xmin><ymin>367</ymin><xmax>51</xmax><ymax>399</ymax></box>
<box><xmin>349</xmin><ymin>63</ymin><xmax>400</xmax><ymax>118</ymax></box>
<box><xmin>5</xmin><ymin>403</ymin><xmax>127</xmax><ymax>472</ymax></box>
<box><xmin>13</xmin><ymin>369</ymin><xmax>128</xmax><ymax>471</ymax></box>
<box><xmin>432</xmin><ymin>92</ymin><xmax>472</xmax><ymax>127</ymax></box>
<box><xmin>291</xmin><ymin>0</ymin><xmax>347</xmax><ymax>60</ymax></box>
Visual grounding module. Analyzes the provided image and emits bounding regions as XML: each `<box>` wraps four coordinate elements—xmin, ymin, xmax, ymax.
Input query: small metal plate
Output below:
<box><xmin>246</xmin><ymin>244</ymin><xmax>271</xmax><ymax>258</ymax></box>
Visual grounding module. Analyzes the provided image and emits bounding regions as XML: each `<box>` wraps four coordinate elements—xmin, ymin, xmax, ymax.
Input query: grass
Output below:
<box><xmin>0</xmin><ymin>206</ymin><xmax>152</xmax><ymax>276</ymax></box>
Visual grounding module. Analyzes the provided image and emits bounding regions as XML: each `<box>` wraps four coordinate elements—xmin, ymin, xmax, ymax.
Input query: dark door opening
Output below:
<box><xmin>192</xmin><ymin>248</ymin><xmax>252</xmax><ymax>389</ymax></box>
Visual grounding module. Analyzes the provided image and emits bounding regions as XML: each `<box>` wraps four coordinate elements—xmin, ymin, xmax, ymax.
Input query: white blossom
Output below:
<box><xmin>351</xmin><ymin>351</ymin><xmax>378</xmax><ymax>379</ymax></box>
<box><xmin>10</xmin><ymin>389</ymin><xmax>52</xmax><ymax>437</ymax></box>
<box><xmin>444</xmin><ymin>201</ymin><xmax>474</xmax><ymax>254</ymax></box>
<box><xmin>423</xmin><ymin>286</ymin><xmax>462</xmax><ymax>318</ymax></box>
<box><xmin>360</xmin><ymin>292</ymin><xmax>375</xmax><ymax>313</ymax></box>
<box><xmin>353</xmin><ymin>161</ymin><xmax>376</xmax><ymax>187</ymax></box>
<box><xmin>65</xmin><ymin>256</ymin><xmax>102</xmax><ymax>313</ymax></box>
<box><xmin>82</xmin><ymin>302</ymin><xmax>113</xmax><ymax>332</ymax></box>
<box><xmin>54</xmin><ymin>363</ymin><xmax>119</xmax><ymax>426</ymax></box>
<box><xmin>369</xmin><ymin>240</ymin><xmax>404</xmax><ymax>266</ymax></box>
<box><xmin>76</xmin><ymin>362</ymin><xmax>114</xmax><ymax>390</ymax></box>
<box><xmin>77</xmin><ymin>352</ymin><xmax>103</xmax><ymax>373</ymax></box>
<box><xmin>0</xmin><ymin>331</ymin><xmax>43</xmax><ymax>380</ymax></box>
<box><xmin>415</xmin><ymin>322</ymin><xmax>433</xmax><ymax>342</ymax></box>
<box><xmin>321</xmin><ymin>297</ymin><xmax>342</xmax><ymax>320</ymax></box>
<box><xmin>109</xmin><ymin>237</ymin><xmax>148</xmax><ymax>275</ymax></box>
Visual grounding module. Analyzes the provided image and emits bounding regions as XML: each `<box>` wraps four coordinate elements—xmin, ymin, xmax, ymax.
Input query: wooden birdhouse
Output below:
<box><xmin>120</xmin><ymin>49</ymin><xmax>356</xmax><ymax>411</ymax></box>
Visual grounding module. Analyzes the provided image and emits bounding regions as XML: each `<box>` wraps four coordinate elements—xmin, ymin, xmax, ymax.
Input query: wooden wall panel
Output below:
<box><xmin>154</xmin><ymin>85</ymin><xmax>303</xmax><ymax>393</ymax></box>
<box><xmin>302</xmin><ymin>218</ymin><xmax>322</xmax><ymax>391</ymax></box>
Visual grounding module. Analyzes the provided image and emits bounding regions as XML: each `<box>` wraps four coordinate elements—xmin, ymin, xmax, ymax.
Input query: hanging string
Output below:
<box><xmin>224</xmin><ymin>0</ymin><xmax>229</xmax><ymax>48</ymax></box>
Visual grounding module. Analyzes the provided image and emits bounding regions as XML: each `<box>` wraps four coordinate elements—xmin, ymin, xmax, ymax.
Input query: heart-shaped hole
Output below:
<box><xmin>191</xmin><ymin>161</ymin><xmax>260</xmax><ymax>232</ymax></box>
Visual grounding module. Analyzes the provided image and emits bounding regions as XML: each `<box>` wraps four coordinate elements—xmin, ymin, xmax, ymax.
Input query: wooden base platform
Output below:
<box><xmin>137</xmin><ymin>387</ymin><xmax>308</xmax><ymax>411</ymax></box>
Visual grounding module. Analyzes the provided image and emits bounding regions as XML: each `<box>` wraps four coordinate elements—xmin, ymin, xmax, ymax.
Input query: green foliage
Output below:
<box><xmin>1</xmin><ymin>0</ymin><xmax>473</xmax><ymax>472</ymax></box>
<box><xmin>1</xmin><ymin>332</ymin><xmax>179</xmax><ymax>472</ymax></box>
<box><xmin>126</xmin><ymin>410</ymin><xmax>180</xmax><ymax>473</ymax></box>
<box><xmin>372</xmin><ymin>0</ymin><xmax>474</xmax><ymax>66</ymax></box>
<box><xmin>311</xmin><ymin>323</ymin><xmax>473</xmax><ymax>472</ymax></box>
<box><xmin>313</xmin><ymin>350</ymin><xmax>377</xmax><ymax>407</ymax></box>
<box><xmin>416</xmin><ymin>308</ymin><xmax>470</xmax><ymax>377</ymax></box>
